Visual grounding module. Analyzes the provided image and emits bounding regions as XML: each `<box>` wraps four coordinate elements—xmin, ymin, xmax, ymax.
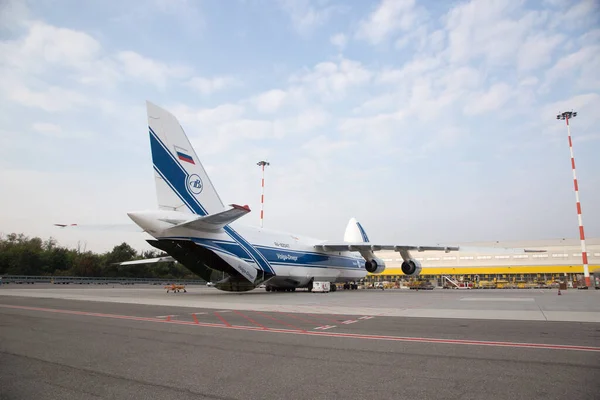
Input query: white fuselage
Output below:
<box><xmin>128</xmin><ymin>210</ymin><xmax>367</xmax><ymax>288</ymax></box>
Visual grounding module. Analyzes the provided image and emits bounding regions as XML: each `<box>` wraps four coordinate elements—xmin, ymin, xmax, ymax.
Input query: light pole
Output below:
<box><xmin>257</xmin><ymin>161</ymin><xmax>270</xmax><ymax>228</ymax></box>
<box><xmin>556</xmin><ymin>110</ymin><xmax>590</xmax><ymax>287</ymax></box>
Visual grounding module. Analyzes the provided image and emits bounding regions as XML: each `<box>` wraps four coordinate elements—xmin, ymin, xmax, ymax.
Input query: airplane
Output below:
<box><xmin>119</xmin><ymin>101</ymin><xmax>463</xmax><ymax>293</ymax></box>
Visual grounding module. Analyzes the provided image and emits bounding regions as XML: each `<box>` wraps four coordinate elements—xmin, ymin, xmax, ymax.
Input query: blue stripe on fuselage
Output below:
<box><xmin>149</xmin><ymin>128</ymin><xmax>275</xmax><ymax>274</ymax></box>
<box><xmin>163</xmin><ymin>236</ymin><xmax>363</xmax><ymax>270</ymax></box>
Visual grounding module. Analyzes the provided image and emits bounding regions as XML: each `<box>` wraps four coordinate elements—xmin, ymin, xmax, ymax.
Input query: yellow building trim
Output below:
<box><xmin>373</xmin><ymin>265</ymin><xmax>599</xmax><ymax>276</ymax></box>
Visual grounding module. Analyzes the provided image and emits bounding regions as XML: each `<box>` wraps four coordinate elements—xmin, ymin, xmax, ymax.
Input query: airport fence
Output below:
<box><xmin>0</xmin><ymin>275</ymin><xmax>207</xmax><ymax>285</ymax></box>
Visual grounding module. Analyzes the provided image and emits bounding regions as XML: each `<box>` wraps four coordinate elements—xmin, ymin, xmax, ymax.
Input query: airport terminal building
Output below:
<box><xmin>368</xmin><ymin>238</ymin><xmax>600</xmax><ymax>288</ymax></box>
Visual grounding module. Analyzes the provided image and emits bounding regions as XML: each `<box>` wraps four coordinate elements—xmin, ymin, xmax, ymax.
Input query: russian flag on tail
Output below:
<box><xmin>174</xmin><ymin>146</ymin><xmax>195</xmax><ymax>164</ymax></box>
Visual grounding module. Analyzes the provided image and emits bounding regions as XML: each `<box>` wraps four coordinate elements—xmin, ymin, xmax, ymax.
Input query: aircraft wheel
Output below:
<box><xmin>265</xmin><ymin>286</ymin><xmax>271</xmax><ymax>292</ymax></box>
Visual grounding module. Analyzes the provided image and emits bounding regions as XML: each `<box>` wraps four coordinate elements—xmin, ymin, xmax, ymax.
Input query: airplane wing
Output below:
<box><xmin>314</xmin><ymin>243</ymin><xmax>460</xmax><ymax>252</ymax></box>
<box><xmin>115</xmin><ymin>256</ymin><xmax>176</xmax><ymax>266</ymax></box>
<box><xmin>164</xmin><ymin>204</ymin><xmax>251</xmax><ymax>232</ymax></box>
<box><xmin>314</xmin><ymin>243</ymin><xmax>545</xmax><ymax>254</ymax></box>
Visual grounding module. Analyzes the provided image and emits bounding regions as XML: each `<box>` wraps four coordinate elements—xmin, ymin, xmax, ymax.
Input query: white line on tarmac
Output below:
<box><xmin>314</xmin><ymin>325</ymin><xmax>336</xmax><ymax>330</ymax></box>
<box><xmin>460</xmin><ymin>298</ymin><xmax>535</xmax><ymax>302</ymax></box>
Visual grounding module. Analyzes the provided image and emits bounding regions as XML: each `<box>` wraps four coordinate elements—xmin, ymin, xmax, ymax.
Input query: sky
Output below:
<box><xmin>0</xmin><ymin>0</ymin><xmax>599</xmax><ymax>253</ymax></box>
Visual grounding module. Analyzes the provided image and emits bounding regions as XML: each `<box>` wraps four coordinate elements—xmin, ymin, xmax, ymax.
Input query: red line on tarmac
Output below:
<box><xmin>2</xmin><ymin>304</ymin><xmax>599</xmax><ymax>353</ymax></box>
<box><xmin>276</xmin><ymin>312</ymin><xmax>320</xmax><ymax>325</ymax></box>
<box><xmin>232</xmin><ymin>310</ymin><xmax>267</xmax><ymax>329</ymax></box>
<box><xmin>214</xmin><ymin>312</ymin><xmax>231</xmax><ymax>327</ymax></box>
<box><xmin>251</xmin><ymin>311</ymin><xmax>304</xmax><ymax>331</ymax></box>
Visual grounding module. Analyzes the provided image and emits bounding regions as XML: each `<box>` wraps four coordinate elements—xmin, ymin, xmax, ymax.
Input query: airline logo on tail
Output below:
<box><xmin>188</xmin><ymin>174</ymin><xmax>203</xmax><ymax>194</ymax></box>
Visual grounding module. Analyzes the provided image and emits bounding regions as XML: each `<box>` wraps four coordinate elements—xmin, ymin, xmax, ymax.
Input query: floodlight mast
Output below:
<box><xmin>556</xmin><ymin>111</ymin><xmax>589</xmax><ymax>287</ymax></box>
<box><xmin>257</xmin><ymin>161</ymin><xmax>270</xmax><ymax>228</ymax></box>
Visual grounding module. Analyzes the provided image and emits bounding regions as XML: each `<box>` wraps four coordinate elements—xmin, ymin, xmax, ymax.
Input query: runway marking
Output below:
<box><xmin>358</xmin><ymin>316</ymin><xmax>374</xmax><ymax>320</ymax></box>
<box><xmin>341</xmin><ymin>320</ymin><xmax>358</xmax><ymax>325</ymax></box>
<box><xmin>461</xmin><ymin>298</ymin><xmax>535</xmax><ymax>302</ymax></box>
<box><xmin>314</xmin><ymin>325</ymin><xmax>336</xmax><ymax>330</ymax></box>
<box><xmin>252</xmin><ymin>311</ymin><xmax>304</xmax><ymax>332</ymax></box>
<box><xmin>232</xmin><ymin>310</ymin><xmax>266</xmax><ymax>329</ymax></box>
<box><xmin>214</xmin><ymin>312</ymin><xmax>232</xmax><ymax>327</ymax></box>
<box><xmin>155</xmin><ymin>315</ymin><xmax>179</xmax><ymax>318</ymax></box>
<box><xmin>2</xmin><ymin>304</ymin><xmax>599</xmax><ymax>353</ymax></box>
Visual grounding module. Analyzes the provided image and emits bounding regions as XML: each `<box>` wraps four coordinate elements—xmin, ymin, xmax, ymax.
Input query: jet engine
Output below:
<box><xmin>365</xmin><ymin>257</ymin><xmax>386</xmax><ymax>274</ymax></box>
<box><xmin>401</xmin><ymin>259</ymin><xmax>422</xmax><ymax>276</ymax></box>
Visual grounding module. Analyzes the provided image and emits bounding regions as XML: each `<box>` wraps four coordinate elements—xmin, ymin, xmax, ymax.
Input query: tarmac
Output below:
<box><xmin>1</xmin><ymin>285</ymin><xmax>599</xmax><ymax>399</ymax></box>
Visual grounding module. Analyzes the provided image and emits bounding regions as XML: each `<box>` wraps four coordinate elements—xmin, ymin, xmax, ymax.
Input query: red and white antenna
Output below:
<box><xmin>556</xmin><ymin>110</ymin><xmax>590</xmax><ymax>287</ymax></box>
<box><xmin>257</xmin><ymin>160</ymin><xmax>270</xmax><ymax>228</ymax></box>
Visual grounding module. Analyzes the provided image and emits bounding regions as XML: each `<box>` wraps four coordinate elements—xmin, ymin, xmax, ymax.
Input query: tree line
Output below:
<box><xmin>0</xmin><ymin>233</ymin><xmax>195</xmax><ymax>279</ymax></box>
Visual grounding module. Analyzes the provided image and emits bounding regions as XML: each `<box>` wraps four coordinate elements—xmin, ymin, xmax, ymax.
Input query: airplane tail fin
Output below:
<box><xmin>146</xmin><ymin>101</ymin><xmax>224</xmax><ymax>216</ymax></box>
<box><xmin>344</xmin><ymin>217</ymin><xmax>370</xmax><ymax>243</ymax></box>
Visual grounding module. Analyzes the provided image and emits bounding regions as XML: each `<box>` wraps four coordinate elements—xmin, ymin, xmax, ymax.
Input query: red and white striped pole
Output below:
<box><xmin>257</xmin><ymin>161</ymin><xmax>270</xmax><ymax>228</ymax></box>
<box><xmin>557</xmin><ymin>111</ymin><xmax>589</xmax><ymax>287</ymax></box>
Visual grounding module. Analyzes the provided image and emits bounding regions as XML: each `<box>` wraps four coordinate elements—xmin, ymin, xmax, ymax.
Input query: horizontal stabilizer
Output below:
<box><xmin>314</xmin><ymin>243</ymin><xmax>460</xmax><ymax>253</ymax></box>
<box><xmin>53</xmin><ymin>223</ymin><xmax>144</xmax><ymax>232</ymax></box>
<box><xmin>115</xmin><ymin>256</ymin><xmax>176</xmax><ymax>266</ymax></box>
<box><xmin>165</xmin><ymin>204</ymin><xmax>251</xmax><ymax>232</ymax></box>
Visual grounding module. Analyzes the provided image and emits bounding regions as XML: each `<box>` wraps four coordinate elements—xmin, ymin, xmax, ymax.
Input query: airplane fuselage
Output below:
<box><xmin>129</xmin><ymin>210</ymin><xmax>368</xmax><ymax>289</ymax></box>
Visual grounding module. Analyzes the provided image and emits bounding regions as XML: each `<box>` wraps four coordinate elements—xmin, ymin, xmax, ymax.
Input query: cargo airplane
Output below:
<box><xmin>60</xmin><ymin>102</ymin><xmax>540</xmax><ymax>292</ymax></box>
<box><xmin>111</xmin><ymin>101</ymin><xmax>462</xmax><ymax>292</ymax></box>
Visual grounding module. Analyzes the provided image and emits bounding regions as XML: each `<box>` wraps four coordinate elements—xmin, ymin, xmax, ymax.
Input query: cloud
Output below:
<box><xmin>330</xmin><ymin>33</ymin><xmax>347</xmax><ymax>50</ymax></box>
<box><xmin>115</xmin><ymin>51</ymin><xmax>191</xmax><ymax>89</ymax></box>
<box><xmin>290</xmin><ymin>57</ymin><xmax>372</xmax><ymax>100</ymax></box>
<box><xmin>168</xmin><ymin>103</ymin><xmax>246</xmax><ymax>127</ymax></box>
<box><xmin>1</xmin><ymin>0</ymin><xmax>599</xmax><ymax>252</ymax></box>
<box><xmin>31</xmin><ymin>122</ymin><xmax>93</xmax><ymax>139</ymax></box>
<box><xmin>464</xmin><ymin>83</ymin><xmax>513</xmax><ymax>115</ymax></box>
<box><xmin>277</xmin><ymin>0</ymin><xmax>343</xmax><ymax>34</ymax></box>
<box><xmin>0</xmin><ymin>20</ymin><xmax>102</xmax><ymax>73</ymax></box>
<box><xmin>6</xmin><ymin>84</ymin><xmax>90</xmax><ymax>112</ymax></box>
<box><xmin>444</xmin><ymin>0</ymin><xmax>547</xmax><ymax>66</ymax></box>
<box><xmin>32</xmin><ymin>122</ymin><xmax>61</xmax><ymax>136</ymax></box>
<box><xmin>544</xmin><ymin>44</ymin><xmax>600</xmax><ymax>90</ymax></box>
<box><xmin>0</xmin><ymin>0</ymin><xmax>30</xmax><ymax>32</ymax></box>
<box><xmin>301</xmin><ymin>135</ymin><xmax>355</xmax><ymax>157</ymax></box>
<box><xmin>356</xmin><ymin>0</ymin><xmax>424</xmax><ymax>44</ymax></box>
<box><xmin>517</xmin><ymin>33</ymin><xmax>564</xmax><ymax>71</ymax></box>
<box><xmin>251</xmin><ymin>89</ymin><xmax>288</xmax><ymax>114</ymax></box>
<box><xmin>187</xmin><ymin>76</ymin><xmax>238</xmax><ymax>95</ymax></box>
